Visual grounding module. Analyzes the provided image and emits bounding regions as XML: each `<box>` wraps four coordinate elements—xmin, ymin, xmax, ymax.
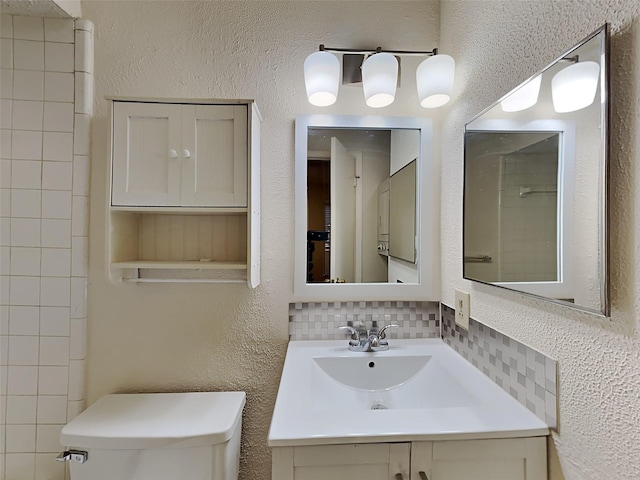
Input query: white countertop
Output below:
<box><xmin>268</xmin><ymin>339</ymin><xmax>549</xmax><ymax>447</ymax></box>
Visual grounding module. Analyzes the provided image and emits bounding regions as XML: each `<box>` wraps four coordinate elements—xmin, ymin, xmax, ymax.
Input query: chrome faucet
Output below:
<box><xmin>338</xmin><ymin>324</ymin><xmax>399</xmax><ymax>352</ymax></box>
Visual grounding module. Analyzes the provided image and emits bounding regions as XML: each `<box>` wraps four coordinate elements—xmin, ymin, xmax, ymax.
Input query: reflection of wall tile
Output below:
<box><xmin>289</xmin><ymin>301</ymin><xmax>440</xmax><ymax>341</ymax></box>
<box><xmin>441</xmin><ymin>304</ymin><xmax>558</xmax><ymax>429</ymax></box>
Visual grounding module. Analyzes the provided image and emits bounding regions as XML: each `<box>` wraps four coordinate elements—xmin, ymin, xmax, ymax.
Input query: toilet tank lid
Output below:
<box><xmin>60</xmin><ymin>392</ymin><xmax>246</xmax><ymax>450</ymax></box>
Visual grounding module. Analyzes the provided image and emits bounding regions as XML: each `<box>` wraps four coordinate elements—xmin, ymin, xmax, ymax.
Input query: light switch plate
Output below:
<box><xmin>455</xmin><ymin>289</ymin><xmax>470</xmax><ymax>330</ymax></box>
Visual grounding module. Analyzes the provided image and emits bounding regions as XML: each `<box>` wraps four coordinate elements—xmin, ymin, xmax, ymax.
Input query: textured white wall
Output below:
<box><xmin>83</xmin><ymin>2</ymin><xmax>439</xmax><ymax>479</ymax></box>
<box><xmin>440</xmin><ymin>1</ymin><xmax>640</xmax><ymax>479</ymax></box>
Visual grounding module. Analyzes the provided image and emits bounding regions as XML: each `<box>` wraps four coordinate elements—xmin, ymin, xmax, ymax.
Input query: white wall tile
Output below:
<box><xmin>40</xmin><ymin>276</ymin><xmax>70</xmax><ymax>307</ymax></box>
<box><xmin>6</xmin><ymin>395</ymin><xmax>37</xmax><ymax>424</ymax></box>
<box><xmin>39</xmin><ymin>307</ymin><xmax>69</xmax><ymax>337</ymax></box>
<box><xmin>66</xmin><ymin>399</ymin><xmax>83</xmax><ymax>422</ymax></box>
<box><xmin>44</xmin><ymin>18</ymin><xmax>74</xmax><ymax>43</ymax></box>
<box><xmin>42</xmin><ymin>161</ymin><xmax>72</xmax><ymax>191</ymax></box>
<box><xmin>11</xmin><ymin>160</ymin><xmax>41</xmax><ymax>189</ymax></box>
<box><xmin>72</xmin><ymin>155</ymin><xmax>89</xmax><ymax>195</ymax></box>
<box><xmin>1</xmin><ymin>68</ymin><xmax>13</xmax><ymax>98</ymax></box>
<box><xmin>9</xmin><ymin>336</ymin><xmax>39</xmax><ymax>365</ymax></box>
<box><xmin>1</xmin><ymin>160</ymin><xmax>11</xmax><ymax>190</ymax></box>
<box><xmin>69</xmin><ymin>317</ymin><xmax>85</xmax><ymax>360</ymax></box>
<box><xmin>74</xmin><ymin>29</ymin><xmax>93</xmax><ymax>74</ymax></box>
<box><xmin>69</xmin><ymin>277</ymin><xmax>86</xmax><ymax>318</ymax></box>
<box><xmin>1</xmin><ymin>38</ymin><xmax>13</xmax><ymax>69</ymax></box>
<box><xmin>10</xmin><ymin>218</ymin><xmax>41</xmax><ymax>247</ymax></box>
<box><xmin>5</xmin><ymin>424</ymin><xmax>36</xmax><ymax>452</ymax></box>
<box><xmin>43</xmin><ymin>101</ymin><xmax>73</xmax><ymax>132</ymax></box>
<box><xmin>0</xmin><ymin>246</ymin><xmax>9</xmax><ymax>274</ymax></box>
<box><xmin>0</xmin><ymin>218</ymin><xmax>10</xmax><ymax>245</ymax></box>
<box><xmin>45</xmin><ymin>42</ymin><xmax>74</xmax><ymax>73</ymax></box>
<box><xmin>1</xmin><ymin>275</ymin><xmax>8</xmax><ymax>304</ymax></box>
<box><xmin>41</xmin><ymin>190</ymin><xmax>72</xmax><ymax>219</ymax></box>
<box><xmin>7</xmin><ymin>365</ymin><xmax>38</xmax><ymax>395</ymax></box>
<box><xmin>42</xmin><ymin>131</ymin><xmax>72</xmax><ymax>161</ymax></box>
<box><xmin>0</xmin><ymin>305</ymin><xmax>8</xmax><ymax>334</ymax></box>
<box><xmin>41</xmin><ymin>248</ymin><xmax>70</xmax><ymax>277</ymax></box>
<box><xmin>44</xmin><ymin>71</ymin><xmax>73</xmax><ymax>102</ymax></box>
<box><xmin>40</xmin><ymin>219</ymin><xmax>70</xmax><ymax>248</ymax></box>
<box><xmin>9</xmin><ymin>276</ymin><xmax>40</xmax><ymax>306</ymax></box>
<box><xmin>11</xmin><ymin>189</ymin><xmax>41</xmax><ymax>218</ymax></box>
<box><xmin>36</xmin><ymin>424</ymin><xmax>63</xmax><ymax>452</ymax></box>
<box><xmin>39</xmin><ymin>336</ymin><xmax>69</xmax><ymax>366</ymax></box>
<box><xmin>73</xmin><ymin>114</ymin><xmax>89</xmax><ymax>155</ymax></box>
<box><xmin>37</xmin><ymin>366</ymin><xmax>68</xmax><ymax>395</ymax></box>
<box><xmin>5</xmin><ymin>453</ymin><xmax>36</xmax><ymax>479</ymax></box>
<box><xmin>14</xmin><ymin>40</ymin><xmax>44</xmax><ymax>71</ymax></box>
<box><xmin>10</xmin><ymin>246</ymin><xmax>41</xmax><ymax>276</ymax></box>
<box><xmin>71</xmin><ymin>195</ymin><xmax>88</xmax><ymax>236</ymax></box>
<box><xmin>1</xmin><ymin>98</ymin><xmax>11</xmax><ymax>129</ymax></box>
<box><xmin>71</xmin><ymin>236</ymin><xmax>87</xmax><ymax>277</ymax></box>
<box><xmin>12</xmin><ymin>130</ymin><xmax>42</xmax><ymax>160</ymax></box>
<box><xmin>1</xmin><ymin>14</ymin><xmax>13</xmax><ymax>38</ymax></box>
<box><xmin>12</xmin><ymin>70</ymin><xmax>44</xmax><ymax>101</ymax></box>
<box><xmin>35</xmin><ymin>452</ymin><xmax>66</xmax><ymax>480</ymax></box>
<box><xmin>12</xmin><ymin>100</ymin><xmax>43</xmax><ymax>130</ymax></box>
<box><xmin>8</xmin><ymin>306</ymin><xmax>39</xmax><ymax>336</ymax></box>
<box><xmin>74</xmin><ymin>71</ymin><xmax>92</xmax><ymax>115</ymax></box>
<box><xmin>1</xmin><ymin>128</ymin><xmax>11</xmax><ymax>157</ymax></box>
<box><xmin>1</xmin><ymin>187</ymin><xmax>11</xmax><ymax>216</ymax></box>
<box><xmin>0</xmin><ymin>334</ymin><xmax>8</xmax><ymax>363</ymax></box>
<box><xmin>68</xmin><ymin>359</ymin><xmax>83</xmax><ymax>401</ymax></box>
<box><xmin>37</xmin><ymin>395</ymin><xmax>67</xmax><ymax>424</ymax></box>
<box><xmin>13</xmin><ymin>16</ymin><xmax>43</xmax><ymax>41</ymax></box>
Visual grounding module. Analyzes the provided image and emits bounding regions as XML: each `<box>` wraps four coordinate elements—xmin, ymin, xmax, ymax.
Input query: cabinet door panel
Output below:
<box><xmin>181</xmin><ymin>105</ymin><xmax>248</xmax><ymax>206</ymax></box>
<box><xmin>432</xmin><ymin>459</ymin><xmax>524</xmax><ymax>479</ymax></box>
<box><xmin>112</xmin><ymin>102</ymin><xmax>182</xmax><ymax>206</ymax></box>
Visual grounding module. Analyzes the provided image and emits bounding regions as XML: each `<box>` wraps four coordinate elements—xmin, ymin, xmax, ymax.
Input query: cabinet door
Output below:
<box><xmin>180</xmin><ymin>104</ymin><xmax>248</xmax><ymax>207</ymax></box>
<box><xmin>273</xmin><ymin>443</ymin><xmax>410</xmax><ymax>480</ymax></box>
<box><xmin>112</xmin><ymin>102</ymin><xmax>182</xmax><ymax>206</ymax></box>
<box><xmin>411</xmin><ymin>438</ymin><xmax>547</xmax><ymax>480</ymax></box>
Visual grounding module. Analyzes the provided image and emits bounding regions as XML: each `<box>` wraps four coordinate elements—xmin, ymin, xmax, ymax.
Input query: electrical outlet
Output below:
<box><xmin>455</xmin><ymin>289</ymin><xmax>470</xmax><ymax>330</ymax></box>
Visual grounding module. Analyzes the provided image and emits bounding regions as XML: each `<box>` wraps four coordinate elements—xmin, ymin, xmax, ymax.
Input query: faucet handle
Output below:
<box><xmin>377</xmin><ymin>324</ymin><xmax>399</xmax><ymax>340</ymax></box>
<box><xmin>338</xmin><ymin>325</ymin><xmax>360</xmax><ymax>346</ymax></box>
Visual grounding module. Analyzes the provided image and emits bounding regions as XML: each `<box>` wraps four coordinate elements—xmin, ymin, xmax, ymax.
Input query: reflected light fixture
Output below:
<box><xmin>303</xmin><ymin>45</ymin><xmax>455</xmax><ymax>108</ymax></box>
<box><xmin>552</xmin><ymin>60</ymin><xmax>600</xmax><ymax>113</ymax></box>
<box><xmin>500</xmin><ymin>75</ymin><xmax>542</xmax><ymax>112</ymax></box>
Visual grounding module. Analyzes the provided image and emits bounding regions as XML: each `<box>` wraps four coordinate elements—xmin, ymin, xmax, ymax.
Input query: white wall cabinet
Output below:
<box><xmin>108</xmin><ymin>99</ymin><xmax>260</xmax><ymax>286</ymax></box>
<box><xmin>272</xmin><ymin>437</ymin><xmax>546</xmax><ymax>480</ymax></box>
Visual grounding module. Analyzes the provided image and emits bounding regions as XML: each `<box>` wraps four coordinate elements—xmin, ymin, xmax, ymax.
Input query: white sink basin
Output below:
<box><xmin>268</xmin><ymin>339</ymin><xmax>549</xmax><ymax>447</ymax></box>
<box><xmin>313</xmin><ymin>355</ymin><xmax>430</xmax><ymax>390</ymax></box>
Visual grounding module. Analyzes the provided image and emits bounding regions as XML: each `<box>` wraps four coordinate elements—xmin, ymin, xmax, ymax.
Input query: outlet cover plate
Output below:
<box><xmin>455</xmin><ymin>289</ymin><xmax>470</xmax><ymax>330</ymax></box>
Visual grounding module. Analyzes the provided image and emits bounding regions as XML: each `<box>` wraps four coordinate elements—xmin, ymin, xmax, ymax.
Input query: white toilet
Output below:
<box><xmin>59</xmin><ymin>391</ymin><xmax>246</xmax><ymax>480</ymax></box>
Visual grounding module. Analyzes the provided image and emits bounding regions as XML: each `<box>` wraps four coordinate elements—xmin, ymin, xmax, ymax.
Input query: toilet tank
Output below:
<box><xmin>60</xmin><ymin>392</ymin><xmax>246</xmax><ymax>480</ymax></box>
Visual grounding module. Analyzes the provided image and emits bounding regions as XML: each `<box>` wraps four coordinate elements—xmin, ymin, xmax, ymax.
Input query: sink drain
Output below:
<box><xmin>370</xmin><ymin>403</ymin><xmax>388</xmax><ymax>410</ymax></box>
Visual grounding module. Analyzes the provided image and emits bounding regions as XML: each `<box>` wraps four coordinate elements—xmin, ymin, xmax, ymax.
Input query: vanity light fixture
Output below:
<box><xmin>551</xmin><ymin>60</ymin><xmax>600</xmax><ymax>113</ymax></box>
<box><xmin>303</xmin><ymin>45</ymin><xmax>455</xmax><ymax>108</ymax></box>
<box><xmin>500</xmin><ymin>75</ymin><xmax>542</xmax><ymax>112</ymax></box>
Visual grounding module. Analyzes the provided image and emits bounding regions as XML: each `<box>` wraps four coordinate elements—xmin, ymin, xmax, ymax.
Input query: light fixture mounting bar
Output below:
<box><xmin>319</xmin><ymin>44</ymin><xmax>438</xmax><ymax>57</ymax></box>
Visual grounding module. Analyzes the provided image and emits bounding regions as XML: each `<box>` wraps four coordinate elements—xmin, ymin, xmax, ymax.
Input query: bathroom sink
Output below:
<box><xmin>268</xmin><ymin>339</ymin><xmax>549</xmax><ymax>447</ymax></box>
<box><xmin>312</xmin><ymin>355</ymin><xmax>430</xmax><ymax>390</ymax></box>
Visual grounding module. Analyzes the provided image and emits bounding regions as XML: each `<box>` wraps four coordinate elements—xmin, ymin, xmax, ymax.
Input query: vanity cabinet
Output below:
<box><xmin>108</xmin><ymin>98</ymin><xmax>260</xmax><ymax>286</ymax></box>
<box><xmin>271</xmin><ymin>437</ymin><xmax>546</xmax><ymax>480</ymax></box>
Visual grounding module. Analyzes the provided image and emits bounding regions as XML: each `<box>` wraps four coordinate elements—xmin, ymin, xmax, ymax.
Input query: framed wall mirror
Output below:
<box><xmin>294</xmin><ymin>114</ymin><xmax>439</xmax><ymax>301</ymax></box>
<box><xmin>463</xmin><ymin>25</ymin><xmax>609</xmax><ymax>316</ymax></box>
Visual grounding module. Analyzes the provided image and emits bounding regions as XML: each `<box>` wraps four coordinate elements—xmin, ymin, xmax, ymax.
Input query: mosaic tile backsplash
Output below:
<box><xmin>289</xmin><ymin>301</ymin><xmax>440</xmax><ymax>341</ymax></box>
<box><xmin>441</xmin><ymin>304</ymin><xmax>558</xmax><ymax>429</ymax></box>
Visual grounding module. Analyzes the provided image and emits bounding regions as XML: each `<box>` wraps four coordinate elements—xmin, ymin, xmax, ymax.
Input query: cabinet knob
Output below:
<box><xmin>182</xmin><ymin>149</ymin><xmax>191</xmax><ymax>158</ymax></box>
<box><xmin>168</xmin><ymin>149</ymin><xmax>178</xmax><ymax>158</ymax></box>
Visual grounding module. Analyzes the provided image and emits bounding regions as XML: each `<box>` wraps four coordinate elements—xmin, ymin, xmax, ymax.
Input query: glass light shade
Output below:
<box><xmin>501</xmin><ymin>75</ymin><xmax>542</xmax><ymax>112</ymax></box>
<box><xmin>361</xmin><ymin>53</ymin><xmax>398</xmax><ymax>108</ymax></box>
<box><xmin>416</xmin><ymin>54</ymin><xmax>455</xmax><ymax>108</ymax></box>
<box><xmin>551</xmin><ymin>61</ymin><xmax>600</xmax><ymax>113</ymax></box>
<box><xmin>304</xmin><ymin>51</ymin><xmax>340</xmax><ymax>106</ymax></box>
